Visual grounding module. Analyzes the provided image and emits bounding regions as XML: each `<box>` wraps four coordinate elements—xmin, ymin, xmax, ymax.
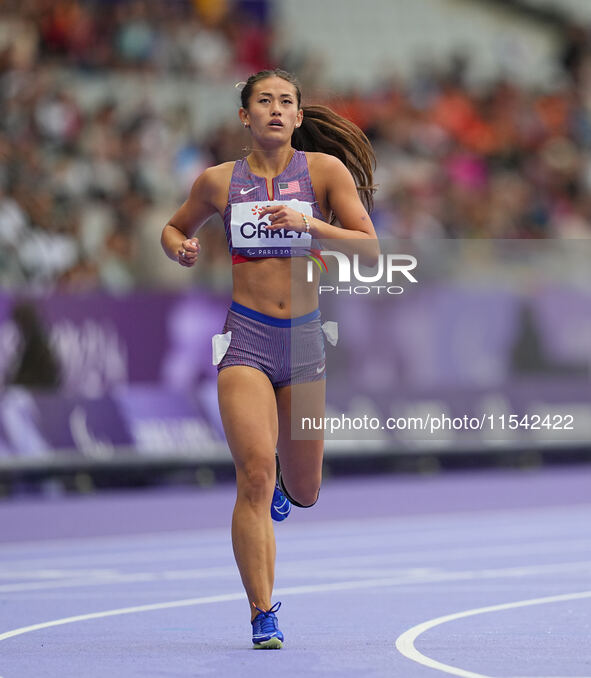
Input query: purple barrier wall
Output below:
<box><xmin>0</xmin><ymin>284</ymin><xmax>589</xmax><ymax>462</ymax></box>
<box><xmin>0</xmin><ymin>291</ymin><xmax>230</xmax><ymax>462</ymax></box>
<box><xmin>0</xmin><ymin>291</ymin><xmax>229</xmax><ymax>393</ymax></box>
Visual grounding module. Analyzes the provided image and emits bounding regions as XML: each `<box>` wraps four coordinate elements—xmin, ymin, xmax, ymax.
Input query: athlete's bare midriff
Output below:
<box><xmin>231</xmin><ymin>256</ymin><xmax>320</xmax><ymax>318</ymax></box>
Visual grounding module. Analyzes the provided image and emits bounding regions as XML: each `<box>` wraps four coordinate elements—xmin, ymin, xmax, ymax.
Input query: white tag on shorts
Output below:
<box><xmin>212</xmin><ymin>331</ymin><xmax>232</xmax><ymax>366</ymax></box>
<box><xmin>321</xmin><ymin>321</ymin><xmax>338</xmax><ymax>347</ymax></box>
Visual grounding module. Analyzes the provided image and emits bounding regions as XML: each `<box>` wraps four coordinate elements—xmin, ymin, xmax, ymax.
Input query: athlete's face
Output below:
<box><xmin>240</xmin><ymin>77</ymin><xmax>303</xmax><ymax>142</ymax></box>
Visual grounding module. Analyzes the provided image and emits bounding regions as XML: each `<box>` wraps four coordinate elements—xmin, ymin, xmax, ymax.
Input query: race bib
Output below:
<box><xmin>230</xmin><ymin>199</ymin><xmax>313</xmax><ymax>257</ymax></box>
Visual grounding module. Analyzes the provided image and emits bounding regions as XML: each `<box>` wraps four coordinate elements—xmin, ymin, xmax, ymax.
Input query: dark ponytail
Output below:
<box><xmin>292</xmin><ymin>105</ymin><xmax>376</xmax><ymax>215</ymax></box>
<box><xmin>240</xmin><ymin>69</ymin><xmax>376</xmax><ymax>215</ymax></box>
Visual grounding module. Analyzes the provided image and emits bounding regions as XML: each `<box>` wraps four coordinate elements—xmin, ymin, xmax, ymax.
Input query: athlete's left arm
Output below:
<box><xmin>260</xmin><ymin>155</ymin><xmax>379</xmax><ymax>265</ymax></box>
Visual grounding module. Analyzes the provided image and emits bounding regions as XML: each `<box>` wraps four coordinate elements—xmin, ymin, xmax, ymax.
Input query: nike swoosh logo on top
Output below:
<box><xmin>316</xmin><ymin>364</ymin><xmax>325</xmax><ymax>374</ymax></box>
<box><xmin>240</xmin><ymin>186</ymin><xmax>257</xmax><ymax>195</ymax></box>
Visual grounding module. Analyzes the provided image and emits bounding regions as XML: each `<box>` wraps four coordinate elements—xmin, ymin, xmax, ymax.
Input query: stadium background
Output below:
<box><xmin>1</xmin><ymin>0</ymin><xmax>591</xmax><ymax>494</ymax></box>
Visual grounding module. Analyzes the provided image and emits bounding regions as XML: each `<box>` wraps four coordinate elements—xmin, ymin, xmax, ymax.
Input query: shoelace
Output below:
<box><xmin>252</xmin><ymin>601</ymin><xmax>281</xmax><ymax>633</ymax></box>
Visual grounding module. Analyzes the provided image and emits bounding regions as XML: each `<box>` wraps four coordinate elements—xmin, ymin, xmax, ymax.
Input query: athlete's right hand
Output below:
<box><xmin>177</xmin><ymin>238</ymin><xmax>200</xmax><ymax>267</ymax></box>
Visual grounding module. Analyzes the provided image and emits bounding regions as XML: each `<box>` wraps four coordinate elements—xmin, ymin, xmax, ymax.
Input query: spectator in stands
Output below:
<box><xmin>2</xmin><ymin>0</ymin><xmax>591</xmax><ymax>292</ymax></box>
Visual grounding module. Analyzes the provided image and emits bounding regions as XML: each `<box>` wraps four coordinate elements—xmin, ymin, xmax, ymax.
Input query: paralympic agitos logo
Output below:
<box><xmin>306</xmin><ymin>251</ymin><xmax>418</xmax><ymax>295</ymax></box>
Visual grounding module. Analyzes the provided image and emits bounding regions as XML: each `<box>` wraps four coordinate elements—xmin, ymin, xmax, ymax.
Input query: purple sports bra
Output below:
<box><xmin>223</xmin><ymin>150</ymin><xmax>324</xmax><ymax>264</ymax></box>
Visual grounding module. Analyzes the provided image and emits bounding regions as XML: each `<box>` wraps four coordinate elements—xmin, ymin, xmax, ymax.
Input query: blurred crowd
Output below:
<box><xmin>2</xmin><ymin>0</ymin><xmax>591</xmax><ymax>292</ymax></box>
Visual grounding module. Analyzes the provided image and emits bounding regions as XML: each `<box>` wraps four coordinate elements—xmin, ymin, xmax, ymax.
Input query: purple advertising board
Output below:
<box><xmin>0</xmin><ymin>274</ymin><xmax>589</xmax><ymax>464</ymax></box>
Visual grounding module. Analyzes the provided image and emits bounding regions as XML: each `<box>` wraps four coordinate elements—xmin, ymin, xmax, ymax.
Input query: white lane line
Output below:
<box><xmin>282</xmin><ymin>537</ymin><xmax>591</xmax><ymax>568</ymax></box>
<box><xmin>395</xmin><ymin>590</ymin><xmax>591</xmax><ymax>678</ymax></box>
<box><xmin>1</xmin><ymin>558</ymin><xmax>591</xmax><ymax>594</ymax></box>
<box><xmin>1</xmin><ymin>502</ymin><xmax>589</xmax><ymax>552</ymax></box>
<box><xmin>0</xmin><ymin>577</ymin><xmax>452</xmax><ymax>642</ymax></box>
<box><xmin>3</xmin><ymin>574</ymin><xmax>591</xmax><ymax>647</ymax></box>
<box><xmin>3</xmin><ymin>573</ymin><xmax>588</xmax><ymax>646</ymax></box>
<box><xmin>4</xmin><ymin>532</ymin><xmax>591</xmax><ymax>572</ymax></box>
<box><xmin>0</xmin><ymin>591</ymin><xmax>245</xmax><ymax>642</ymax></box>
<box><xmin>0</xmin><ymin>545</ymin><xmax>235</xmax><ymax>570</ymax></box>
<box><xmin>0</xmin><ymin>569</ymin><xmax>118</xmax><ymax>581</ymax></box>
<box><xmin>2</xmin><ymin>513</ymin><xmax>589</xmax><ymax>576</ymax></box>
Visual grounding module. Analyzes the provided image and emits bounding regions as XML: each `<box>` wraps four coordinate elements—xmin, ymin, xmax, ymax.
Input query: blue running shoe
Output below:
<box><xmin>271</xmin><ymin>455</ymin><xmax>291</xmax><ymax>522</ymax></box>
<box><xmin>271</xmin><ymin>482</ymin><xmax>291</xmax><ymax>521</ymax></box>
<box><xmin>251</xmin><ymin>602</ymin><xmax>284</xmax><ymax>649</ymax></box>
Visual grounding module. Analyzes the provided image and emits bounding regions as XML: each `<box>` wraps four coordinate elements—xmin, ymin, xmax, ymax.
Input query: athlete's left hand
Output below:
<box><xmin>259</xmin><ymin>205</ymin><xmax>307</xmax><ymax>232</ymax></box>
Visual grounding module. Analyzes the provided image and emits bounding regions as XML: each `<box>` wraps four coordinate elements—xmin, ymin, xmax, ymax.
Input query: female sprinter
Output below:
<box><xmin>161</xmin><ymin>69</ymin><xmax>377</xmax><ymax>649</ymax></box>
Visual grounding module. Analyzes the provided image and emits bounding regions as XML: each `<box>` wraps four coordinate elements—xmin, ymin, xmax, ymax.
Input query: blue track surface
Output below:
<box><xmin>1</xmin><ymin>467</ymin><xmax>590</xmax><ymax>677</ymax></box>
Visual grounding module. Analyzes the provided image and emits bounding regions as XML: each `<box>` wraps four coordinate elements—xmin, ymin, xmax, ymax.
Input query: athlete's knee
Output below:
<box><xmin>236</xmin><ymin>463</ymin><xmax>275</xmax><ymax>505</ymax></box>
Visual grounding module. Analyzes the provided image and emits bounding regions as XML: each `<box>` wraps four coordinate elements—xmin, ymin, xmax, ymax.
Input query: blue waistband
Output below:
<box><xmin>230</xmin><ymin>301</ymin><xmax>320</xmax><ymax>327</ymax></box>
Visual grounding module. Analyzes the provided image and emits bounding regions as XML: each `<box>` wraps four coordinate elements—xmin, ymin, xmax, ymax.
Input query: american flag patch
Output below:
<box><xmin>278</xmin><ymin>180</ymin><xmax>300</xmax><ymax>195</ymax></box>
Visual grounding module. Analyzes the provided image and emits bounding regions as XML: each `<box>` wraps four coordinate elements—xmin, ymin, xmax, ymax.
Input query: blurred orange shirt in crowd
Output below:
<box><xmin>192</xmin><ymin>0</ymin><xmax>229</xmax><ymax>26</ymax></box>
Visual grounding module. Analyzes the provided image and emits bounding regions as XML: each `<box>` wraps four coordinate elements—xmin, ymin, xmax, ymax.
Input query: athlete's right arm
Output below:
<box><xmin>160</xmin><ymin>167</ymin><xmax>222</xmax><ymax>266</ymax></box>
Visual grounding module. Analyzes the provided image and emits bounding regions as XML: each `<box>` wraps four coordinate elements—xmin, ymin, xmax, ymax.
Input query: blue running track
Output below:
<box><xmin>1</xmin><ymin>466</ymin><xmax>590</xmax><ymax>677</ymax></box>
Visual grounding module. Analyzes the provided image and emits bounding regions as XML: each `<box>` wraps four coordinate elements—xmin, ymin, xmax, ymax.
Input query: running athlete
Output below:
<box><xmin>160</xmin><ymin>69</ymin><xmax>377</xmax><ymax>649</ymax></box>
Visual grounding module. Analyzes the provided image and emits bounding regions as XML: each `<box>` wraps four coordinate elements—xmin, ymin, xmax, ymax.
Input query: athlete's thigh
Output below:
<box><xmin>218</xmin><ymin>365</ymin><xmax>278</xmax><ymax>470</ymax></box>
<box><xmin>275</xmin><ymin>379</ymin><xmax>325</xmax><ymax>489</ymax></box>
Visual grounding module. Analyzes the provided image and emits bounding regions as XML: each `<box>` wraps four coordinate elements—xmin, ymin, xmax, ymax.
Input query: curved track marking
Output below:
<box><xmin>0</xmin><ymin>592</ymin><xmax>245</xmax><ymax>642</ymax></box>
<box><xmin>0</xmin><ymin>575</ymin><xmax>502</xmax><ymax>643</ymax></box>
<box><xmin>5</xmin><ymin>574</ymin><xmax>587</xmax><ymax>647</ymax></box>
<box><xmin>395</xmin><ymin>590</ymin><xmax>591</xmax><ymax>678</ymax></box>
